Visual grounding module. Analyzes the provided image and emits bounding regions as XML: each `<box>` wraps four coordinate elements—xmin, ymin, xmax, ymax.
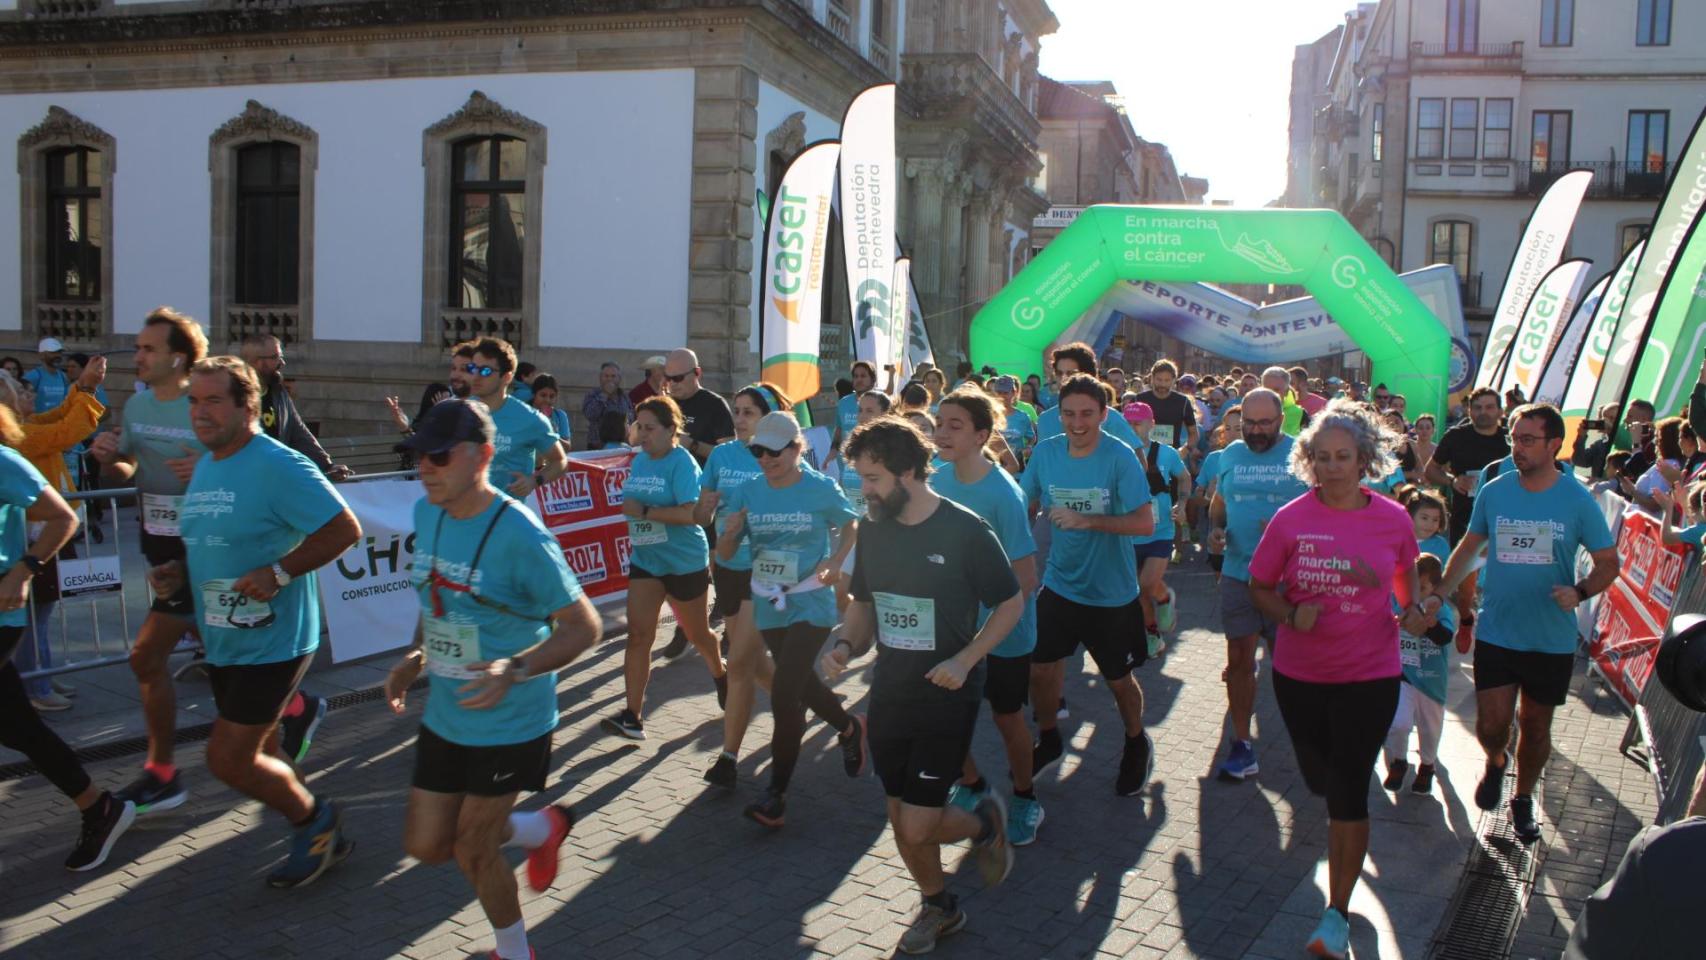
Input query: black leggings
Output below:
<box><xmin>1272</xmin><ymin>670</ymin><xmax>1399</xmax><ymax>821</ymax></box>
<box><xmin>761</xmin><ymin>623</ymin><xmax>851</xmax><ymax>794</ymax></box>
<box><xmin>0</xmin><ymin>626</ymin><xmax>92</xmax><ymax>800</ymax></box>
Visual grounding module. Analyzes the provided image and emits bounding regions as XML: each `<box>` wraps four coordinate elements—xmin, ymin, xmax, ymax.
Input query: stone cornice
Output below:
<box><xmin>18</xmin><ymin>104</ymin><xmax>114</xmax><ymax>151</ymax></box>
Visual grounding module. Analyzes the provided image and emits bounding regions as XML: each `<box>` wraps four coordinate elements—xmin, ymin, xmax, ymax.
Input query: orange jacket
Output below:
<box><xmin>18</xmin><ymin>388</ymin><xmax>105</xmax><ymax>494</ymax></box>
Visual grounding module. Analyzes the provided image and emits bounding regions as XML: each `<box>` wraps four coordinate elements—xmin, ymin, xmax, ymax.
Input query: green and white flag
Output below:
<box><xmin>759</xmin><ymin>141</ymin><xmax>840</xmax><ymax>406</ymax></box>
<box><xmin>1475</xmin><ymin>170</ymin><xmax>1592</xmax><ymax>388</ymax></box>
<box><xmin>1493</xmin><ymin>258</ymin><xmax>1594</xmax><ymax>399</ymax></box>
<box><xmin>1534</xmin><ymin>271</ymin><xmax>1610</xmax><ymax>405</ymax></box>
<box><xmin>1561</xmin><ymin>240</ymin><xmax>1645</xmax><ymax>450</ymax></box>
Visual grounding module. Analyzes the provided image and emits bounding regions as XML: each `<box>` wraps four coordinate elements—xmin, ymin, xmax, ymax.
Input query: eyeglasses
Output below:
<box><xmin>422</xmin><ymin>448</ymin><xmax>457</xmax><ymax>467</ymax></box>
<box><xmin>461</xmin><ymin>362</ymin><xmax>498</xmax><ymax>378</ymax></box>
<box><xmin>665</xmin><ymin>371</ymin><xmax>692</xmax><ymax>384</ymax></box>
<box><xmin>749</xmin><ymin>443</ymin><xmax>794</xmax><ymax>459</ymax></box>
<box><xmin>1509</xmin><ymin>432</ymin><xmax>1553</xmax><ymax>447</ymax></box>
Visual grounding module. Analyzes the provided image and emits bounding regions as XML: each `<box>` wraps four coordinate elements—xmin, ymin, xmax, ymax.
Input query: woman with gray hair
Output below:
<box><xmin>1245</xmin><ymin>398</ymin><xmax>1437</xmax><ymax>959</ymax></box>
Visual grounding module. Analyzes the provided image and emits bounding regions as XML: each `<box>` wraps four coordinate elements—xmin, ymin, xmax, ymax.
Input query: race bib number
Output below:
<box><xmin>1495</xmin><ymin>519</ymin><xmax>1552</xmax><ymax>566</ymax></box>
<box><xmin>1152</xmin><ymin>424</ymin><xmax>1176</xmax><ymax>447</ymax></box>
<box><xmin>1050</xmin><ymin>486</ymin><xmax>1107</xmax><ymax>515</ymax></box>
<box><xmin>628</xmin><ymin>518</ymin><xmax>667</xmax><ymax>547</ymax></box>
<box><xmin>874</xmin><ymin>593</ymin><xmax>935</xmax><ymax>651</ymax></box>
<box><xmin>847</xmin><ymin>490</ymin><xmax>867</xmax><ymax>516</ymax></box>
<box><xmin>753</xmin><ymin>549</ymin><xmax>800</xmax><ymax>586</ymax></box>
<box><xmin>142</xmin><ymin>493</ymin><xmax>183</xmax><ymax>537</ymax></box>
<box><xmin>201</xmin><ymin>578</ymin><xmax>274</xmax><ymax>630</ymax></box>
<box><xmin>1399</xmin><ymin>635</ymin><xmax>1423</xmax><ymax>668</ymax></box>
<box><xmin>422</xmin><ymin>618</ymin><xmax>481</xmax><ymax>680</ymax></box>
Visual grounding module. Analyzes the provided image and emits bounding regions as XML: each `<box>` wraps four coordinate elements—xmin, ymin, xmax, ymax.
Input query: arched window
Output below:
<box><xmin>210</xmin><ymin>100</ymin><xmax>317</xmax><ymax>344</ymax></box>
<box><xmin>449</xmin><ymin>135</ymin><xmax>527</xmax><ymax>311</ymax></box>
<box><xmin>1430</xmin><ymin>220</ymin><xmax>1473</xmax><ymax>277</ymax></box>
<box><xmin>235</xmin><ymin>141</ymin><xmax>301</xmax><ymax>306</ymax></box>
<box><xmin>19</xmin><ymin>106</ymin><xmax>115</xmax><ymax>341</ymax></box>
<box><xmin>45</xmin><ymin>146</ymin><xmax>102</xmax><ymax>302</ymax></box>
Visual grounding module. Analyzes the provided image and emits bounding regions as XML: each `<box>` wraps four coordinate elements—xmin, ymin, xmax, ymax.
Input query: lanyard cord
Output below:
<box><xmin>426</xmin><ymin>499</ymin><xmax>545</xmax><ymax>624</ymax></box>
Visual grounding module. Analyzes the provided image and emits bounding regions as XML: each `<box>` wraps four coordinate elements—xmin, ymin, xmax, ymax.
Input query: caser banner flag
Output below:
<box><xmin>1533</xmin><ymin>271</ymin><xmax>1609</xmax><ymax>405</ymax></box>
<box><xmin>1475</xmin><ymin>170</ymin><xmax>1592</xmax><ymax>389</ymax></box>
<box><xmin>1561</xmin><ymin>240</ymin><xmax>1646</xmax><ymax>451</ymax></box>
<box><xmin>759</xmin><ymin>141</ymin><xmax>839</xmax><ymax>405</ymax></box>
<box><xmin>840</xmin><ymin>84</ymin><xmax>898</xmax><ymax>369</ymax></box>
<box><xmin>1493</xmin><ymin>258</ymin><xmax>1593</xmax><ymax>398</ymax></box>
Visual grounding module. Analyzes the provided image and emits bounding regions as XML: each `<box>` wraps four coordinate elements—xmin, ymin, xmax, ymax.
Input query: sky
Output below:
<box><xmin>1038</xmin><ymin>0</ymin><xmax>1365</xmax><ymax>207</ymax></box>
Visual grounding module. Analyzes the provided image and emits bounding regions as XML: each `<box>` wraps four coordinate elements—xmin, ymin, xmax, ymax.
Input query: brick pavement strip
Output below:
<box><xmin>0</xmin><ymin>557</ymin><xmax>1662</xmax><ymax>958</ymax></box>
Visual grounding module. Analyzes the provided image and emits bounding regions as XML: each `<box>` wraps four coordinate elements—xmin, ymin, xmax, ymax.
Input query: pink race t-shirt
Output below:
<box><xmin>1248</xmin><ymin>489</ymin><xmax>1418</xmax><ymax>684</ymax></box>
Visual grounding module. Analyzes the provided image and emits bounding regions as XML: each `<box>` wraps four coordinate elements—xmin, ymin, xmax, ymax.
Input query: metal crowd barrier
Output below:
<box><xmin>1623</xmin><ymin>556</ymin><xmax>1706</xmax><ymax>825</ymax></box>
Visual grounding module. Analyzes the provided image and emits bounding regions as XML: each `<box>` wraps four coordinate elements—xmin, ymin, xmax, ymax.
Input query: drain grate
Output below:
<box><xmin>1427</xmin><ymin>771</ymin><xmax>1544</xmax><ymax>959</ymax></box>
<box><xmin>0</xmin><ymin>678</ymin><xmax>426</xmax><ymax>783</ymax></box>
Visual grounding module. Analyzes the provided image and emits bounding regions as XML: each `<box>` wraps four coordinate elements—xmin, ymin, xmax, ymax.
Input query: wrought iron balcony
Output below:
<box><xmin>1408</xmin><ymin>41</ymin><xmax>1523</xmax><ymax>71</ymax></box>
<box><xmin>1516</xmin><ymin>160</ymin><xmax>1678</xmax><ymax>200</ymax></box>
<box><xmin>1460</xmin><ymin>272</ymin><xmax>1483</xmax><ymax>308</ymax></box>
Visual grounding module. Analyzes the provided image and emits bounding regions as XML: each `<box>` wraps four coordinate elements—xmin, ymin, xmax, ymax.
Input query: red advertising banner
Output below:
<box><xmin>535</xmin><ymin>450</ymin><xmax>635</xmax><ymax>602</ymax></box>
<box><xmin>1589</xmin><ymin>508</ymin><xmax>1689</xmax><ymax>707</ymax></box>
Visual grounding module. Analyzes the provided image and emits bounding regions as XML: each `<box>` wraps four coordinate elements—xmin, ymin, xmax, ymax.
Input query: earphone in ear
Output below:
<box><xmin>171</xmin><ymin>357</ymin><xmax>181</xmax><ymax>368</ymax></box>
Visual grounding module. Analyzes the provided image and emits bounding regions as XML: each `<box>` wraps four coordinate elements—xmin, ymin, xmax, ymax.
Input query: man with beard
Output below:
<box><xmin>580</xmin><ymin>362</ymin><xmax>634</xmax><ymax>450</ymax></box>
<box><xmin>449</xmin><ymin>341</ymin><xmax>477</xmax><ymax>399</ymax></box>
<box><xmin>1206</xmin><ymin>389</ymin><xmax>1308</xmax><ymax>781</ymax></box>
<box><xmin>1432</xmin><ymin>403</ymin><xmax>1617</xmax><ymax>843</ymax></box>
<box><xmin>1424</xmin><ymin>386</ymin><xmax>1510</xmax><ymax>648</ymax></box>
<box><xmin>239</xmin><ymin>334</ymin><xmax>352</xmax><ymax>480</ymax></box>
<box><xmin>1134</xmin><ymin>359</ymin><xmax>1197</xmax><ymax>453</ymax></box>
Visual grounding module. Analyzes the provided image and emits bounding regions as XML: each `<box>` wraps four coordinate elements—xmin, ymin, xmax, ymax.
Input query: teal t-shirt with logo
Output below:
<box><xmin>181</xmin><ymin>435</ymin><xmax>348</xmax><ymax>666</ymax></box>
<box><xmin>0</xmin><ymin>447</ymin><xmax>47</xmax><ymax>628</ymax></box>
<box><xmin>1213</xmin><ymin>436</ymin><xmax>1309</xmax><ymax>582</ymax></box>
<box><xmin>622</xmin><ymin>446</ymin><xmax>708</xmax><ymax>576</ymax></box>
<box><xmin>1395</xmin><ymin>596</ymin><xmax>1458</xmax><ymax>705</ymax></box>
<box><xmin>724</xmin><ymin>467</ymin><xmax>856</xmax><ymax>630</ymax></box>
<box><xmin>118</xmin><ymin>390</ymin><xmax>206</xmax><ymax>497</ymax></box>
<box><xmin>1469</xmin><ymin>471</ymin><xmax>1614</xmax><ymax>654</ymax></box>
<box><xmin>836</xmin><ymin>456</ymin><xmax>868</xmax><ymax>516</ymax></box>
<box><xmin>700</xmin><ymin>440</ymin><xmax>764</xmax><ymax>571</ymax></box>
<box><xmin>836</xmin><ymin>393</ymin><xmax>859</xmax><ymax>443</ymax></box>
<box><xmin>929</xmin><ymin>462</ymin><xmax>1037</xmax><ymax>657</ymax></box>
<box><xmin>487</xmin><ymin>395</ymin><xmax>559</xmax><ymax>490</ymax></box>
<box><xmin>1133</xmin><ymin>437</ymin><xmax>1188</xmax><ymax>545</ymax></box>
<box><xmin>1001</xmin><ymin>406</ymin><xmax>1037</xmax><ymax>461</ymax></box>
<box><xmin>1019</xmin><ymin>434</ymin><xmax>1151</xmax><ymax>607</ymax></box>
<box><xmin>1418</xmin><ymin>533</ymin><xmax>1452</xmax><ymax>562</ymax></box>
<box><xmin>412</xmin><ymin>494</ymin><xmax>583</xmax><ymax>747</ymax></box>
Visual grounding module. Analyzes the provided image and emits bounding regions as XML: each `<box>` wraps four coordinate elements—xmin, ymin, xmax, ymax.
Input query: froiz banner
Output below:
<box><xmin>1474</xmin><ymin>170</ymin><xmax>1592</xmax><ymax>389</ymax></box>
<box><xmin>1492</xmin><ymin>258</ymin><xmax>1594</xmax><ymax>398</ymax></box>
<box><xmin>1594</xmin><ymin>108</ymin><xmax>1706</xmax><ymax>418</ymax></box>
<box><xmin>1533</xmin><ymin>271</ymin><xmax>1610</xmax><ymax>405</ymax></box>
<box><xmin>1561</xmin><ymin>240</ymin><xmax>1646</xmax><ymax>451</ymax></box>
<box><xmin>840</xmin><ymin>84</ymin><xmax>897</xmax><ymax>369</ymax></box>
<box><xmin>759</xmin><ymin>141</ymin><xmax>840</xmax><ymax>406</ymax></box>
<box><xmin>320</xmin><ymin>479</ymin><xmax>420</xmax><ymax>664</ymax></box>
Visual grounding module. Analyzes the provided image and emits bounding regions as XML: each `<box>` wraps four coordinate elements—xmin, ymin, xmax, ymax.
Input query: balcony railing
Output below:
<box><xmin>227</xmin><ymin>305</ymin><xmax>300</xmax><ymax>346</ymax></box>
<box><xmin>1409</xmin><ymin>41</ymin><xmax>1523</xmax><ymax>70</ymax></box>
<box><xmin>826</xmin><ymin>2</ymin><xmax>852</xmax><ymax>45</ymax></box>
<box><xmin>870</xmin><ymin>35</ymin><xmax>892</xmax><ymax>74</ymax></box>
<box><xmin>440</xmin><ymin>310</ymin><xmax>523</xmax><ymax>348</ymax></box>
<box><xmin>35</xmin><ymin>301</ymin><xmax>102</xmax><ymax>341</ymax></box>
<box><xmin>1460</xmin><ymin>272</ymin><xmax>1484</xmax><ymax>309</ymax></box>
<box><xmin>1516</xmin><ymin>160</ymin><xmax>1678</xmax><ymax>200</ymax></box>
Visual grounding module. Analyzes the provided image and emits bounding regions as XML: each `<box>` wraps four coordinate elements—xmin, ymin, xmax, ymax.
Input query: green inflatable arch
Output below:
<box><xmin>971</xmin><ymin>206</ymin><xmax>1450</xmax><ymax>420</ymax></box>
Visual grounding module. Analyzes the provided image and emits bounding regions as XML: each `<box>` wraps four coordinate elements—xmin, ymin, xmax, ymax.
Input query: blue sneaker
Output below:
<box><xmin>1306</xmin><ymin>906</ymin><xmax>1349</xmax><ymax>958</ymax></box>
<box><xmin>266</xmin><ymin>799</ymin><xmax>352</xmax><ymax>889</ymax></box>
<box><xmin>1006</xmin><ymin>795</ymin><xmax>1044</xmax><ymax>847</ymax></box>
<box><xmin>1217</xmin><ymin>740</ymin><xmax>1259</xmax><ymax>781</ymax></box>
<box><xmin>946</xmin><ymin>781</ymin><xmax>987</xmax><ymax>815</ymax></box>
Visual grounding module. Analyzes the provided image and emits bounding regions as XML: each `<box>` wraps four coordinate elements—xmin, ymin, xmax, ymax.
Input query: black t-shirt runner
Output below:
<box><xmin>1134</xmin><ymin>389</ymin><xmax>1195</xmax><ymax>449</ymax></box>
<box><xmin>850</xmin><ymin>498</ymin><xmax>1020</xmax><ymax>709</ymax></box>
<box><xmin>1432</xmin><ymin>419</ymin><xmax>1510</xmax><ymax>542</ymax></box>
<box><xmin>675</xmin><ymin>388</ymin><xmax>735</xmax><ymax>464</ymax></box>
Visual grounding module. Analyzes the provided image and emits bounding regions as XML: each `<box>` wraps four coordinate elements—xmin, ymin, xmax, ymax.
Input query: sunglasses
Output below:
<box><xmin>749</xmin><ymin>442</ymin><xmax>795</xmax><ymax>459</ymax></box>
<box><xmin>461</xmin><ymin>362</ymin><xmax>498</xmax><ymax>378</ymax></box>
<box><xmin>422</xmin><ymin>448</ymin><xmax>457</xmax><ymax>467</ymax></box>
<box><xmin>665</xmin><ymin>371</ymin><xmax>692</xmax><ymax>384</ymax></box>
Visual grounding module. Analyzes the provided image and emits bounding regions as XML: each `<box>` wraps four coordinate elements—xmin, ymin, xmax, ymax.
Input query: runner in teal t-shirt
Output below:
<box><xmin>1016</xmin><ymin>376</ymin><xmax>1158</xmax><ymax>797</ymax></box>
<box><xmin>605</xmin><ymin>395</ymin><xmax>727</xmax><ymax>741</ymax></box>
<box><xmin>383</xmin><ymin>398</ymin><xmax>603</xmax><ymax>960</ymax></box>
<box><xmin>1126</xmin><ymin>404</ymin><xmax>1191</xmax><ymax>657</ymax></box>
<box><xmin>834</xmin><ymin>361</ymin><xmax>876</xmax><ymax>451</ymax></box>
<box><xmin>464</xmin><ymin>339</ymin><xmax>568</xmax><ymax>505</ymax></box>
<box><xmin>1383</xmin><ymin>555</ymin><xmax>1459</xmax><ymax>796</ymax></box>
<box><xmin>930</xmin><ymin>391</ymin><xmax>1044</xmax><ymax>845</ymax></box>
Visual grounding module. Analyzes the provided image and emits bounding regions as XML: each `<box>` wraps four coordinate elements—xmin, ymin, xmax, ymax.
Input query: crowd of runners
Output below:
<box><xmin>0</xmin><ymin>318</ymin><xmax>1654</xmax><ymax>960</ymax></box>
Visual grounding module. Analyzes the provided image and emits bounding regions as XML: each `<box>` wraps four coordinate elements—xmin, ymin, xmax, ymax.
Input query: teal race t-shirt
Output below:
<box><xmin>1001</xmin><ymin>406</ymin><xmax>1037</xmax><ymax>462</ymax></box>
<box><xmin>118</xmin><ymin>390</ymin><xmax>206</xmax><ymax>496</ymax></box>
<box><xmin>622</xmin><ymin>445</ymin><xmax>708</xmax><ymax>576</ymax></box>
<box><xmin>1019</xmin><ymin>433</ymin><xmax>1151</xmax><ymax>607</ymax></box>
<box><xmin>181</xmin><ymin>435</ymin><xmax>348</xmax><ymax>666</ymax></box>
<box><xmin>725</xmin><ymin>467</ymin><xmax>856</xmax><ymax>630</ymax></box>
<box><xmin>412</xmin><ymin>494</ymin><xmax>584</xmax><ymax>747</ymax></box>
<box><xmin>1418</xmin><ymin>533</ymin><xmax>1452</xmax><ymax>563</ymax></box>
<box><xmin>0</xmin><ymin>448</ymin><xmax>47</xmax><ymax>628</ymax></box>
<box><xmin>1396</xmin><ymin>596</ymin><xmax>1458</xmax><ymax>705</ymax></box>
<box><xmin>929</xmin><ymin>462</ymin><xmax>1037</xmax><ymax>657</ymax></box>
<box><xmin>1469</xmin><ymin>471</ymin><xmax>1614</xmax><ymax>655</ymax></box>
<box><xmin>1133</xmin><ymin>437</ymin><xmax>1188</xmax><ymax>545</ymax></box>
<box><xmin>1212</xmin><ymin>436</ymin><xmax>1308</xmax><ymax>582</ymax></box>
<box><xmin>700</xmin><ymin>440</ymin><xmax>764</xmax><ymax>571</ymax></box>
<box><xmin>836</xmin><ymin>393</ymin><xmax>859</xmax><ymax>443</ymax></box>
<box><xmin>487</xmin><ymin>395</ymin><xmax>559</xmax><ymax>490</ymax></box>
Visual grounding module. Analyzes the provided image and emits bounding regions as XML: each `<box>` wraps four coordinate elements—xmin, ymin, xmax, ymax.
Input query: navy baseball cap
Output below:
<box><xmin>397</xmin><ymin>398</ymin><xmax>495</xmax><ymax>455</ymax></box>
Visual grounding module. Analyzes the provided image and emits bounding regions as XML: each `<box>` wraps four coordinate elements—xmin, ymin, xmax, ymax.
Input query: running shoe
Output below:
<box><xmin>840</xmin><ymin>714</ymin><xmax>869</xmax><ymax>778</ymax></box>
<box><xmin>1383</xmin><ymin>759</ymin><xmax>1408</xmax><ymax>791</ymax></box>
<box><xmin>1155</xmin><ymin>587</ymin><xmax>1177</xmax><ymax>632</ymax></box>
<box><xmin>1031</xmin><ymin>729</ymin><xmax>1064</xmax><ymax>776</ymax></box>
<box><xmin>1217</xmin><ymin>740</ymin><xmax>1258</xmax><ymax>781</ymax></box>
<box><xmin>1145</xmin><ymin>630</ymin><xmax>1167</xmax><ymax>660</ymax></box>
<box><xmin>1116</xmin><ymin>732</ymin><xmax>1154</xmax><ymax>797</ymax></box>
<box><xmin>64</xmin><ymin>793</ymin><xmax>135</xmax><ymax>872</ymax></box>
<box><xmin>279</xmin><ymin>693</ymin><xmax>328</xmax><ymax>764</ymax></box>
<box><xmin>662</xmin><ymin>625</ymin><xmax>690</xmax><ymax>659</ymax></box>
<box><xmin>600</xmin><ymin>709</ymin><xmax>646</xmax><ymax>741</ymax></box>
<box><xmin>1411</xmin><ymin>763</ymin><xmax>1436</xmax><ymax>795</ymax></box>
<box><xmin>744</xmin><ymin>790</ymin><xmax>786</xmax><ymax>830</ymax></box>
<box><xmin>115</xmin><ymin>767</ymin><xmax>188</xmax><ymax>815</ymax></box>
<box><xmin>1007</xmin><ymin>795</ymin><xmax>1044</xmax><ymax>847</ymax></box>
<box><xmin>1510</xmin><ymin>794</ymin><xmax>1542</xmax><ymax>843</ymax></box>
<box><xmin>703</xmin><ymin>753</ymin><xmax>737</xmax><ymax>788</ymax></box>
<box><xmin>1056</xmin><ymin>696</ymin><xmax>1069</xmax><ymax>720</ymax></box>
<box><xmin>945</xmin><ymin>781</ymin><xmax>988</xmax><ymax>815</ymax></box>
<box><xmin>1474</xmin><ymin>756</ymin><xmax>1507</xmax><ymax>811</ymax></box>
<box><xmin>898</xmin><ymin>900</ymin><xmax>967</xmax><ymax>955</ymax></box>
<box><xmin>51</xmin><ymin>678</ymin><xmax>77</xmax><ymax>697</ymax></box>
<box><xmin>971</xmin><ymin>793</ymin><xmax>1013</xmax><ymax>886</ymax></box>
<box><xmin>714</xmin><ymin>672</ymin><xmax>728</xmax><ymax>710</ymax></box>
<box><xmin>1305</xmin><ymin>906</ymin><xmax>1350</xmax><ymax>959</ymax></box>
<box><xmin>524</xmin><ymin>804</ymin><xmax>575</xmax><ymax>892</ymax></box>
<box><xmin>266</xmin><ymin>799</ymin><xmax>352</xmax><ymax>889</ymax></box>
<box><xmin>30</xmin><ymin>692</ymin><xmax>72</xmax><ymax>712</ymax></box>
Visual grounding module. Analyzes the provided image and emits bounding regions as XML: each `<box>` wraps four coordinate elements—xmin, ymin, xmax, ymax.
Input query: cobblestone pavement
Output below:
<box><xmin>0</xmin><ymin>554</ymin><xmax>1660</xmax><ymax>959</ymax></box>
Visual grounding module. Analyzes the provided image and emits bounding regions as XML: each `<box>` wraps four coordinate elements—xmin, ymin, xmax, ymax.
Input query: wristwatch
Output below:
<box><xmin>271</xmin><ymin>562</ymin><xmax>292</xmax><ymax>587</ymax></box>
<box><xmin>509</xmin><ymin>656</ymin><xmax>529</xmax><ymax>683</ymax></box>
<box><xmin>20</xmin><ymin>555</ymin><xmax>45</xmax><ymax>577</ymax></box>
<box><xmin>1574</xmin><ymin>584</ymin><xmax>1591</xmax><ymax>604</ymax></box>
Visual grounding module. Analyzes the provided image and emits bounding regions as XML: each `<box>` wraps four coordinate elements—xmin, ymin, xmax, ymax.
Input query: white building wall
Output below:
<box><xmin>0</xmin><ymin>69</ymin><xmax>695</xmax><ymax>349</ymax></box>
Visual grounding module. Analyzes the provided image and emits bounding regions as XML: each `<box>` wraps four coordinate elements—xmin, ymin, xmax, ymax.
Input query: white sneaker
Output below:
<box><xmin>31</xmin><ymin>692</ymin><xmax>73</xmax><ymax>712</ymax></box>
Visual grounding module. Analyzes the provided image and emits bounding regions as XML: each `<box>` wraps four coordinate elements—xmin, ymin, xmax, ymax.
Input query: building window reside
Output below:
<box><xmin>1429</xmin><ymin>218</ymin><xmax>1474</xmax><ymax>288</ymax></box>
<box><xmin>18</xmin><ymin>106</ymin><xmax>114</xmax><ymax>343</ymax></box>
<box><xmin>1450</xmin><ymin>98</ymin><xmax>1479</xmax><ymax>160</ymax></box>
<box><xmin>421</xmin><ymin>91</ymin><xmax>546</xmax><ymax>348</ymax></box>
<box><xmin>210</xmin><ymin>100</ymin><xmax>317</xmax><ymax>347</ymax></box>
<box><xmin>1540</xmin><ymin>0</ymin><xmax>1573</xmax><ymax>47</ymax></box>
<box><xmin>1637</xmin><ymin>0</ymin><xmax>1672</xmax><ymax>47</ymax></box>
<box><xmin>1416</xmin><ymin>98</ymin><xmax>1445</xmax><ymax>159</ymax></box>
<box><xmin>1484</xmin><ymin>99</ymin><xmax>1513</xmax><ymax>160</ymax></box>
<box><xmin>1619</xmin><ymin>221</ymin><xmax>1651</xmax><ymax>256</ymax></box>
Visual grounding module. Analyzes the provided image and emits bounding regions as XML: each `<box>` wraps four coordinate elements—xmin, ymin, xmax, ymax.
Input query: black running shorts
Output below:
<box><xmin>206</xmin><ymin>653</ymin><xmax>311</xmax><ymax>726</ymax></box>
<box><xmin>412</xmin><ymin>724</ymin><xmax>550</xmax><ymax>796</ymax></box>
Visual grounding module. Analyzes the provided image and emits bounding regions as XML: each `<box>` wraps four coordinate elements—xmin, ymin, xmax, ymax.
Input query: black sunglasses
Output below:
<box><xmin>461</xmin><ymin>362</ymin><xmax>498</xmax><ymax>378</ymax></box>
<box><xmin>665</xmin><ymin>371</ymin><xmax>692</xmax><ymax>384</ymax></box>
<box><xmin>749</xmin><ymin>442</ymin><xmax>795</xmax><ymax>459</ymax></box>
<box><xmin>423</xmin><ymin>448</ymin><xmax>456</xmax><ymax>467</ymax></box>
